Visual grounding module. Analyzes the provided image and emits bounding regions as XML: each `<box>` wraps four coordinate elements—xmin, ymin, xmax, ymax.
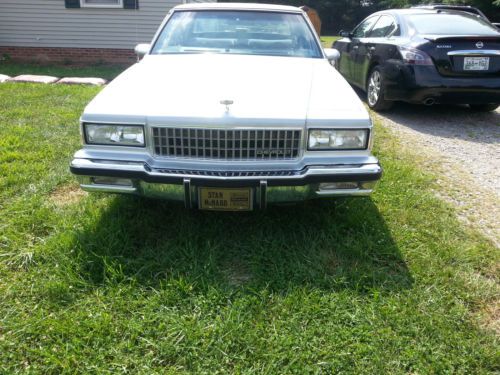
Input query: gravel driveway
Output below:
<box><xmin>373</xmin><ymin>103</ymin><xmax>499</xmax><ymax>247</ymax></box>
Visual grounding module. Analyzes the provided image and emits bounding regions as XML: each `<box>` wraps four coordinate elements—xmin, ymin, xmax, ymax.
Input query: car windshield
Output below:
<box><xmin>151</xmin><ymin>10</ymin><xmax>322</xmax><ymax>58</ymax></box>
<box><xmin>406</xmin><ymin>13</ymin><xmax>500</xmax><ymax>35</ymax></box>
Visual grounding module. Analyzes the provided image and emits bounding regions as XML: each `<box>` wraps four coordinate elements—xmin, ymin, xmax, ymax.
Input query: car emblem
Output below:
<box><xmin>256</xmin><ymin>149</ymin><xmax>285</xmax><ymax>157</ymax></box>
<box><xmin>476</xmin><ymin>41</ymin><xmax>484</xmax><ymax>49</ymax></box>
<box><xmin>220</xmin><ymin>100</ymin><xmax>234</xmax><ymax>112</ymax></box>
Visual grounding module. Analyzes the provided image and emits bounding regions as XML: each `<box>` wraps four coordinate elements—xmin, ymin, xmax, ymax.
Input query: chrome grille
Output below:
<box><xmin>152</xmin><ymin>128</ymin><xmax>302</xmax><ymax>160</ymax></box>
<box><xmin>153</xmin><ymin>169</ymin><xmax>303</xmax><ymax>177</ymax></box>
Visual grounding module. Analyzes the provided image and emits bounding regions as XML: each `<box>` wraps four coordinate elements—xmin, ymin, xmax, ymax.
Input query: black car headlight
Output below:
<box><xmin>84</xmin><ymin>124</ymin><xmax>145</xmax><ymax>146</ymax></box>
<box><xmin>308</xmin><ymin>129</ymin><xmax>369</xmax><ymax>150</ymax></box>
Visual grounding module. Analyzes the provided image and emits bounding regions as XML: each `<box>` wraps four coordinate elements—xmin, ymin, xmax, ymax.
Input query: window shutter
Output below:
<box><xmin>123</xmin><ymin>0</ymin><xmax>138</xmax><ymax>9</ymax></box>
<box><xmin>65</xmin><ymin>0</ymin><xmax>81</xmax><ymax>8</ymax></box>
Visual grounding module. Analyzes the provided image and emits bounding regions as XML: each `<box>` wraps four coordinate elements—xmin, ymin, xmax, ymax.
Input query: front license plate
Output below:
<box><xmin>464</xmin><ymin>56</ymin><xmax>489</xmax><ymax>71</ymax></box>
<box><xmin>199</xmin><ymin>187</ymin><xmax>252</xmax><ymax>211</ymax></box>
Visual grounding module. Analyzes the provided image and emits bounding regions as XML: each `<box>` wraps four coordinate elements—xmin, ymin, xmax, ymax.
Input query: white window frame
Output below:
<box><xmin>80</xmin><ymin>0</ymin><xmax>123</xmax><ymax>8</ymax></box>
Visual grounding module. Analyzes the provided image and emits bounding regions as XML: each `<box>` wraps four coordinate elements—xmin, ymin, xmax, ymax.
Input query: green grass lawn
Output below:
<box><xmin>0</xmin><ymin>83</ymin><xmax>498</xmax><ymax>373</ymax></box>
<box><xmin>0</xmin><ymin>61</ymin><xmax>129</xmax><ymax>81</ymax></box>
<box><xmin>320</xmin><ymin>36</ymin><xmax>340</xmax><ymax>48</ymax></box>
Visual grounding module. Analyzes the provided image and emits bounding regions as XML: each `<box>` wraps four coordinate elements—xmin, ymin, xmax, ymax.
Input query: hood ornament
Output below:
<box><xmin>220</xmin><ymin>99</ymin><xmax>234</xmax><ymax>112</ymax></box>
<box><xmin>476</xmin><ymin>41</ymin><xmax>484</xmax><ymax>49</ymax></box>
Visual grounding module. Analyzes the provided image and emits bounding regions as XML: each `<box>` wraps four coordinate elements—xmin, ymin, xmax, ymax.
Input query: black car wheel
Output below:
<box><xmin>468</xmin><ymin>104</ymin><xmax>499</xmax><ymax>112</ymax></box>
<box><xmin>366</xmin><ymin>67</ymin><xmax>393</xmax><ymax>111</ymax></box>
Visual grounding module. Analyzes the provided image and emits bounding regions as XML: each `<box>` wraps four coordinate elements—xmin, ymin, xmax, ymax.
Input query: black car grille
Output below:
<box><xmin>152</xmin><ymin>128</ymin><xmax>302</xmax><ymax>160</ymax></box>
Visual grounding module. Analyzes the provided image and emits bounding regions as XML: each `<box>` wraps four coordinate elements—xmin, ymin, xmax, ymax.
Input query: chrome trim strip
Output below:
<box><xmin>80</xmin><ymin>184</ymin><xmax>138</xmax><ymax>193</ymax></box>
<box><xmin>71</xmin><ymin>158</ymin><xmax>382</xmax><ymax>181</ymax></box>
<box><xmin>80</xmin><ymin>119</ymin><xmax>147</xmax><ymax>126</ymax></box>
<box><xmin>447</xmin><ymin>50</ymin><xmax>500</xmax><ymax>56</ymax></box>
<box><xmin>153</xmin><ymin>169</ymin><xmax>302</xmax><ymax>177</ymax></box>
<box><xmin>315</xmin><ymin>189</ymin><xmax>373</xmax><ymax>196</ymax></box>
<box><xmin>79</xmin><ymin>182</ymin><xmax>373</xmax><ymax>199</ymax></box>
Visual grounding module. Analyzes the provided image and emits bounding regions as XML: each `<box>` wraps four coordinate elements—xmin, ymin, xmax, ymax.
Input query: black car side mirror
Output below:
<box><xmin>339</xmin><ymin>30</ymin><xmax>353</xmax><ymax>38</ymax></box>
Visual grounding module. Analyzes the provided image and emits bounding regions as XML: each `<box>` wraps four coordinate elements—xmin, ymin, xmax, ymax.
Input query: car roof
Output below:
<box><xmin>412</xmin><ymin>4</ymin><xmax>480</xmax><ymax>12</ymax></box>
<box><xmin>369</xmin><ymin>8</ymin><xmax>484</xmax><ymax>17</ymax></box>
<box><xmin>411</xmin><ymin>4</ymin><xmax>487</xmax><ymax>17</ymax></box>
<box><xmin>172</xmin><ymin>2</ymin><xmax>302</xmax><ymax>13</ymax></box>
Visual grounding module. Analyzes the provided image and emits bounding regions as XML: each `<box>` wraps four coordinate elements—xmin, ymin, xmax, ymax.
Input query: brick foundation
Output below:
<box><xmin>0</xmin><ymin>46</ymin><xmax>137</xmax><ymax>64</ymax></box>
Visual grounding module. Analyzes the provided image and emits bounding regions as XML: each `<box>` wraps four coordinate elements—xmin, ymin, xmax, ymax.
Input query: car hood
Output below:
<box><xmin>83</xmin><ymin>54</ymin><xmax>369</xmax><ymax>127</ymax></box>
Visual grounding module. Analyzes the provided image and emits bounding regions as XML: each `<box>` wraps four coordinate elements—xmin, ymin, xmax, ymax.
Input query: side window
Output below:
<box><xmin>369</xmin><ymin>15</ymin><xmax>397</xmax><ymax>38</ymax></box>
<box><xmin>352</xmin><ymin>16</ymin><xmax>379</xmax><ymax>38</ymax></box>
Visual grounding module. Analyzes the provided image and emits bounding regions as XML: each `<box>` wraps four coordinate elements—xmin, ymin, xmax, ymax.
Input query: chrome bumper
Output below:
<box><xmin>70</xmin><ymin>158</ymin><xmax>382</xmax><ymax>208</ymax></box>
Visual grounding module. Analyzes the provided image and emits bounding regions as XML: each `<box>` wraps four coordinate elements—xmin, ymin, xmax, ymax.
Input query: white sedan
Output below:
<box><xmin>70</xmin><ymin>3</ymin><xmax>382</xmax><ymax>211</ymax></box>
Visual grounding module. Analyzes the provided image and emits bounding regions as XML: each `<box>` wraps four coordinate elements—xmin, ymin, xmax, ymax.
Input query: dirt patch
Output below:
<box><xmin>480</xmin><ymin>299</ymin><xmax>500</xmax><ymax>335</ymax></box>
<box><xmin>373</xmin><ymin>105</ymin><xmax>500</xmax><ymax>248</ymax></box>
<box><xmin>50</xmin><ymin>183</ymin><xmax>87</xmax><ymax>207</ymax></box>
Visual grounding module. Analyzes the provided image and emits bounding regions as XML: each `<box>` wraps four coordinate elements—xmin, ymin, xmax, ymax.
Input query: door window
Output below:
<box><xmin>369</xmin><ymin>15</ymin><xmax>397</xmax><ymax>37</ymax></box>
<box><xmin>352</xmin><ymin>16</ymin><xmax>379</xmax><ymax>38</ymax></box>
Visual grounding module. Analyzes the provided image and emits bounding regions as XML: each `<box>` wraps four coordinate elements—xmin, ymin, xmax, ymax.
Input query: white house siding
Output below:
<box><xmin>0</xmin><ymin>0</ymin><xmax>215</xmax><ymax>50</ymax></box>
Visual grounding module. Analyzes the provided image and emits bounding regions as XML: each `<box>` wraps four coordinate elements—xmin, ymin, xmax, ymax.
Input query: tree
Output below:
<box><xmin>225</xmin><ymin>0</ymin><xmax>379</xmax><ymax>33</ymax></box>
<box><xmin>225</xmin><ymin>0</ymin><xmax>500</xmax><ymax>33</ymax></box>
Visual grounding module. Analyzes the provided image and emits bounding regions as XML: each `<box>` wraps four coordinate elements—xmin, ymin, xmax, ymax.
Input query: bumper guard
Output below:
<box><xmin>70</xmin><ymin>158</ymin><xmax>382</xmax><ymax>207</ymax></box>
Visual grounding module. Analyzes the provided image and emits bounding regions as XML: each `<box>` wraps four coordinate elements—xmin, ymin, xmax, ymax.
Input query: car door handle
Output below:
<box><xmin>368</xmin><ymin>47</ymin><xmax>376</xmax><ymax>51</ymax></box>
<box><xmin>353</xmin><ymin>45</ymin><xmax>359</xmax><ymax>50</ymax></box>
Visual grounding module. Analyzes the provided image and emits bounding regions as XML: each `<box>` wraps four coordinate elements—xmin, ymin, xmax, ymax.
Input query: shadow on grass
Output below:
<box><xmin>73</xmin><ymin>195</ymin><xmax>413</xmax><ymax>293</ymax></box>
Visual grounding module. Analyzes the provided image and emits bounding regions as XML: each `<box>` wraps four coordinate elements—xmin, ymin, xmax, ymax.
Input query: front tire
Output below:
<box><xmin>366</xmin><ymin>67</ymin><xmax>393</xmax><ymax>111</ymax></box>
<box><xmin>469</xmin><ymin>104</ymin><xmax>499</xmax><ymax>112</ymax></box>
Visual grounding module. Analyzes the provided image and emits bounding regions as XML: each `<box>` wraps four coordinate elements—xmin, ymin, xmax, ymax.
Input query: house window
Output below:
<box><xmin>65</xmin><ymin>0</ymin><xmax>138</xmax><ymax>10</ymax></box>
<box><xmin>80</xmin><ymin>0</ymin><xmax>123</xmax><ymax>8</ymax></box>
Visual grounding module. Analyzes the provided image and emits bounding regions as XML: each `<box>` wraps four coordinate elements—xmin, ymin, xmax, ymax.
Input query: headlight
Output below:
<box><xmin>84</xmin><ymin>124</ymin><xmax>145</xmax><ymax>146</ymax></box>
<box><xmin>308</xmin><ymin>129</ymin><xmax>369</xmax><ymax>150</ymax></box>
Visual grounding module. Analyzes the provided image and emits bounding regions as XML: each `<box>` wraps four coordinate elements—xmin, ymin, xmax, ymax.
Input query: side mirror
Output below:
<box><xmin>324</xmin><ymin>48</ymin><xmax>340</xmax><ymax>62</ymax></box>
<box><xmin>134</xmin><ymin>43</ymin><xmax>151</xmax><ymax>58</ymax></box>
<box><xmin>339</xmin><ymin>30</ymin><xmax>352</xmax><ymax>38</ymax></box>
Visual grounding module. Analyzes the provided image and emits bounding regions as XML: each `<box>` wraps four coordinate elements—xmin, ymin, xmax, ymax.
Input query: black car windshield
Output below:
<box><xmin>151</xmin><ymin>10</ymin><xmax>322</xmax><ymax>58</ymax></box>
<box><xmin>406</xmin><ymin>13</ymin><xmax>500</xmax><ymax>35</ymax></box>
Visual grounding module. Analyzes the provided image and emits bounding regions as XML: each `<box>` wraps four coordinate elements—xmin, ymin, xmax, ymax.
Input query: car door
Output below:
<box><xmin>348</xmin><ymin>15</ymin><xmax>380</xmax><ymax>87</ymax></box>
<box><xmin>335</xmin><ymin>15</ymin><xmax>379</xmax><ymax>83</ymax></box>
<box><xmin>353</xmin><ymin>14</ymin><xmax>399</xmax><ymax>88</ymax></box>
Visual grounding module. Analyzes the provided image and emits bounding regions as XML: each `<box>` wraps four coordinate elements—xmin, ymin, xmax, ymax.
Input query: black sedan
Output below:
<box><xmin>333</xmin><ymin>9</ymin><xmax>500</xmax><ymax>111</ymax></box>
